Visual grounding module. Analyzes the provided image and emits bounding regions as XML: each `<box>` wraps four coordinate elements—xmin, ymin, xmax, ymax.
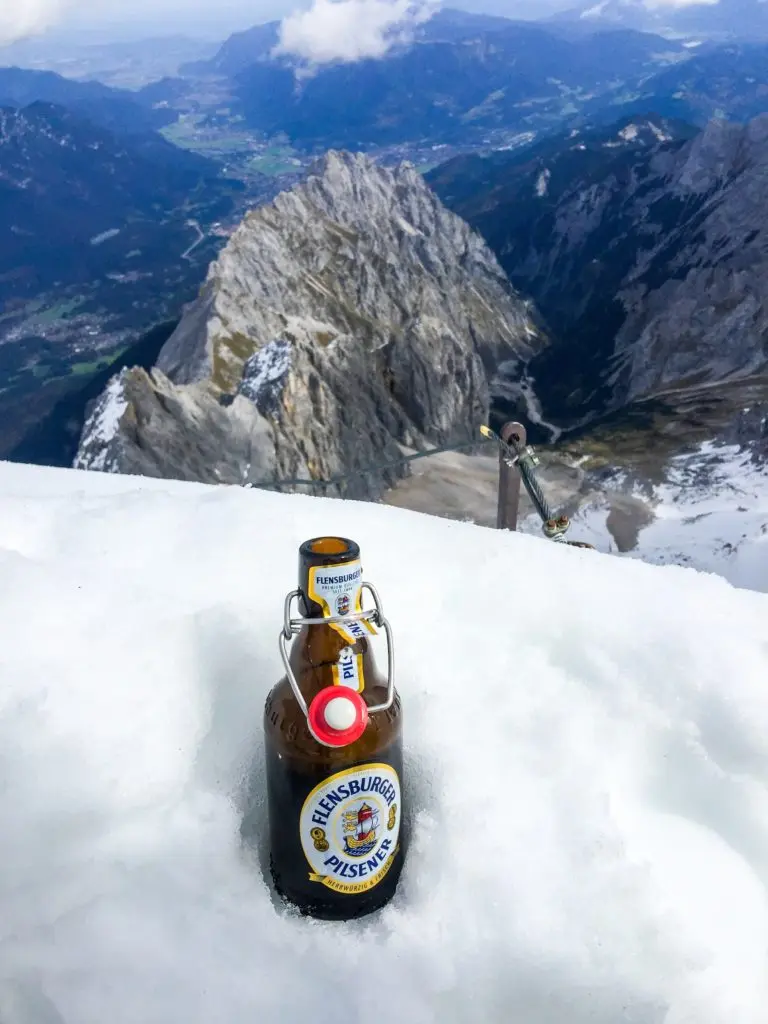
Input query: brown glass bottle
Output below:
<box><xmin>264</xmin><ymin>536</ymin><xmax>406</xmax><ymax>921</ymax></box>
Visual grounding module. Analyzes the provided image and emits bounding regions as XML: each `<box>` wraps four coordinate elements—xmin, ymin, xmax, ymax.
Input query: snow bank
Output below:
<box><xmin>1</xmin><ymin>460</ymin><xmax>768</xmax><ymax>1024</ymax></box>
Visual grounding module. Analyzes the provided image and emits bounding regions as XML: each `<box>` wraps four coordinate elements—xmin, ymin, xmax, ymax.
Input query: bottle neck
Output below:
<box><xmin>294</xmin><ymin>536</ymin><xmax>375</xmax><ymax>690</ymax></box>
<box><xmin>298</xmin><ymin>537</ymin><xmax>364</xmax><ymax>625</ymax></box>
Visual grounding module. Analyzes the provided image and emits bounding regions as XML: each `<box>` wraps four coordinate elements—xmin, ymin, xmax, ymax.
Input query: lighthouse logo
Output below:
<box><xmin>342</xmin><ymin>802</ymin><xmax>379</xmax><ymax>858</ymax></box>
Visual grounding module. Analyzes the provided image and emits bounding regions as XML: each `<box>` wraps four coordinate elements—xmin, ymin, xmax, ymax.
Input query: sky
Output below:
<box><xmin>1</xmin><ymin>0</ymin><xmax>717</xmax><ymax>51</ymax></box>
<box><xmin>0</xmin><ymin>0</ymin><xmax>570</xmax><ymax>45</ymax></box>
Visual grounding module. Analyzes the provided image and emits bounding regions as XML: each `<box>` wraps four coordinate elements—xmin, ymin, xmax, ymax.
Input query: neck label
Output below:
<box><xmin>307</xmin><ymin>559</ymin><xmax>378</xmax><ymax>695</ymax></box>
<box><xmin>307</xmin><ymin>559</ymin><xmax>378</xmax><ymax>646</ymax></box>
<box><xmin>332</xmin><ymin>645</ymin><xmax>364</xmax><ymax>693</ymax></box>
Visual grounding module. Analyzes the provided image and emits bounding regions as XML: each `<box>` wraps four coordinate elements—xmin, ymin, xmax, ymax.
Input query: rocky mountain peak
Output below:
<box><xmin>76</xmin><ymin>150</ymin><xmax>546</xmax><ymax>496</ymax></box>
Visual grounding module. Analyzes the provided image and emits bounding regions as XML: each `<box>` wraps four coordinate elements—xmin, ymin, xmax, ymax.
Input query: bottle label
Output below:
<box><xmin>308</xmin><ymin>559</ymin><xmax>377</xmax><ymax>694</ymax></box>
<box><xmin>307</xmin><ymin>559</ymin><xmax>377</xmax><ymax>647</ymax></box>
<box><xmin>331</xmin><ymin>645</ymin><xmax>365</xmax><ymax>693</ymax></box>
<box><xmin>300</xmin><ymin>763</ymin><xmax>401</xmax><ymax>895</ymax></box>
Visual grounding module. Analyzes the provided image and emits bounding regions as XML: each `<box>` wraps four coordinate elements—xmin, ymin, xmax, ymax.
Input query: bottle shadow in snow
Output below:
<box><xmin>239</xmin><ymin>744</ymin><xmax>283</xmax><ymax>913</ymax></box>
<box><xmin>0</xmin><ymin>977</ymin><xmax>69</xmax><ymax>1024</ymax></box>
<box><xmin>185</xmin><ymin>607</ymin><xmax>277</xmax><ymax>902</ymax></box>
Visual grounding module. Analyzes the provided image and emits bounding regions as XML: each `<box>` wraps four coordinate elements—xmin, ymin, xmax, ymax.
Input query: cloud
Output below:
<box><xmin>274</xmin><ymin>0</ymin><xmax>440</xmax><ymax>65</ymax></box>
<box><xmin>0</xmin><ymin>0</ymin><xmax>71</xmax><ymax>45</ymax></box>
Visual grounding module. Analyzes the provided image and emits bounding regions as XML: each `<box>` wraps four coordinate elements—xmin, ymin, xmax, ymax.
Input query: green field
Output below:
<box><xmin>247</xmin><ymin>146</ymin><xmax>303</xmax><ymax>176</ymax></box>
<box><xmin>33</xmin><ymin>298</ymin><xmax>86</xmax><ymax>325</ymax></box>
<box><xmin>162</xmin><ymin>116</ymin><xmax>257</xmax><ymax>155</ymax></box>
<box><xmin>33</xmin><ymin>345</ymin><xmax>129</xmax><ymax>387</ymax></box>
<box><xmin>161</xmin><ymin>118</ymin><xmax>305</xmax><ymax>177</ymax></box>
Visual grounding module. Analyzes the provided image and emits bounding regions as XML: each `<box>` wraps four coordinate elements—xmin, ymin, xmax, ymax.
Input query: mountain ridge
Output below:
<box><xmin>0</xmin><ymin>101</ymin><xmax>246</xmax><ymax>459</ymax></box>
<box><xmin>0</xmin><ymin>101</ymin><xmax>229</xmax><ymax>301</ymax></box>
<box><xmin>430</xmin><ymin>112</ymin><xmax>768</xmax><ymax>435</ymax></box>
<box><xmin>75</xmin><ymin>150</ymin><xmax>546</xmax><ymax>494</ymax></box>
<box><xmin>153</xmin><ymin>10</ymin><xmax>687</xmax><ymax>152</ymax></box>
<box><xmin>0</xmin><ymin>66</ymin><xmax>174</xmax><ymax>135</ymax></box>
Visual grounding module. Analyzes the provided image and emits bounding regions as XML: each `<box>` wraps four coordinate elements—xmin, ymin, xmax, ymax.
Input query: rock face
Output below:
<box><xmin>74</xmin><ymin>367</ymin><xmax>278</xmax><ymax>485</ymax></box>
<box><xmin>75</xmin><ymin>151</ymin><xmax>545</xmax><ymax>496</ymax></box>
<box><xmin>431</xmin><ymin>114</ymin><xmax>768</xmax><ymax>433</ymax></box>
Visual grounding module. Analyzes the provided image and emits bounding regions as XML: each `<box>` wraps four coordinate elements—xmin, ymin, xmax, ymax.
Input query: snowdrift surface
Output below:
<box><xmin>2</xmin><ymin>461</ymin><xmax>768</xmax><ymax>1024</ymax></box>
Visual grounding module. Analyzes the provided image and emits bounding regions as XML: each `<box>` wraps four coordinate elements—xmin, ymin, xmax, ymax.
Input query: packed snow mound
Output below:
<box><xmin>2</xmin><ymin>460</ymin><xmax>768</xmax><ymax>1024</ymax></box>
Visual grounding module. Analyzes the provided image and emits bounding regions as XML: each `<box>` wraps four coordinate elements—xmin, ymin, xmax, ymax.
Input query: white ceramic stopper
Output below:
<box><xmin>324</xmin><ymin>695</ymin><xmax>357</xmax><ymax>731</ymax></box>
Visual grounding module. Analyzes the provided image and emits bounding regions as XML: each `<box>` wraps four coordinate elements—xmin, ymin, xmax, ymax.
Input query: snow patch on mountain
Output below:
<box><xmin>73</xmin><ymin>371</ymin><xmax>128</xmax><ymax>473</ymax></box>
<box><xmin>394</xmin><ymin>213</ymin><xmax>421</xmax><ymax>236</ymax></box>
<box><xmin>565</xmin><ymin>0</ymin><xmax>750</xmax><ymax>40</ymax></box>
<box><xmin>238</xmin><ymin>339</ymin><xmax>291</xmax><ymax>413</ymax></box>
<box><xmin>648</xmin><ymin>120</ymin><xmax>672</xmax><ymax>142</ymax></box>
<box><xmin>581</xmin><ymin>0</ymin><xmax>611</xmax><ymax>18</ymax></box>
<box><xmin>90</xmin><ymin>228</ymin><xmax>121</xmax><ymax>246</ymax></box>
<box><xmin>557</xmin><ymin>442</ymin><xmax>768</xmax><ymax>592</ymax></box>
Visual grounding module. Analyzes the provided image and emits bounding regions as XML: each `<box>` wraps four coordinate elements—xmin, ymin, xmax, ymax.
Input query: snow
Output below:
<box><xmin>238</xmin><ymin>339</ymin><xmax>292</xmax><ymax>407</ymax></box>
<box><xmin>648</xmin><ymin>121</ymin><xmax>672</xmax><ymax>143</ymax></box>
<box><xmin>394</xmin><ymin>214</ymin><xmax>421</xmax><ymax>237</ymax></box>
<box><xmin>606</xmin><ymin>120</ymin><xmax>670</xmax><ymax>148</ymax></box>
<box><xmin>73</xmin><ymin>372</ymin><xmax>128</xmax><ymax>472</ymax></box>
<box><xmin>580</xmin><ymin>0</ymin><xmax>610</xmax><ymax>19</ymax></box>
<box><xmin>90</xmin><ymin>229</ymin><xmax>121</xmax><ymax>246</ymax></box>
<box><xmin>496</xmin><ymin>131</ymin><xmax>536</xmax><ymax>151</ymax></box>
<box><xmin>494</xmin><ymin>369</ymin><xmax>563</xmax><ymax>443</ymax></box>
<box><xmin>561</xmin><ymin>443</ymin><xmax>768</xmax><ymax>593</ymax></box>
<box><xmin>2</xmin><ymin>459</ymin><xmax>768</xmax><ymax>1024</ymax></box>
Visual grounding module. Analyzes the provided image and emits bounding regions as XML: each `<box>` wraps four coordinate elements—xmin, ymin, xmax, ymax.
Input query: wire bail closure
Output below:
<box><xmin>278</xmin><ymin>582</ymin><xmax>396</xmax><ymax>721</ymax></box>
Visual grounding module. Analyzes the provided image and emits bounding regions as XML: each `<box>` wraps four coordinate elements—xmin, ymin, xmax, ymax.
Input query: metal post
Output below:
<box><xmin>496</xmin><ymin>421</ymin><xmax>526</xmax><ymax>532</ymax></box>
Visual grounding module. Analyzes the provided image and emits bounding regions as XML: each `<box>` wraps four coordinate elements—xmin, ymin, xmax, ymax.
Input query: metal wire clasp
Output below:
<box><xmin>277</xmin><ymin>582</ymin><xmax>396</xmax><ymax>720</ymax></box>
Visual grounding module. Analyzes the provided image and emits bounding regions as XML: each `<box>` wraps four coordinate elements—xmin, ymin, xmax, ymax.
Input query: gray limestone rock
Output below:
<box><xmin>76</xmin><ymin>150</ymin><xmax>546</xmax><ymax>497</ymax></box>
<box><xmin>614</xmin><ymin>116</ymin><xmax>768</xmax><ymax>406</ymax></box>
<box><xmin>723</xmin><ymin>401</ymin><xmax>768</xmax><ymax>464</ymax></box>
<box><xmin>74</xmin><ymin>367</ymin><xmax>278</xmax><ymax>486</ymax></box>
<box><xmin>441</xmin><ymin>114</ymin><xmax>768</xmax><ymax>436</ymax></box>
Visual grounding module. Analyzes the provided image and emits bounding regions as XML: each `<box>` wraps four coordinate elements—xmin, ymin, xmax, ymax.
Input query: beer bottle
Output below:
<box><xmin>264</xmin><ymin>536</ymin><xmax>406</xmax><ymax>921</ymax></box>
